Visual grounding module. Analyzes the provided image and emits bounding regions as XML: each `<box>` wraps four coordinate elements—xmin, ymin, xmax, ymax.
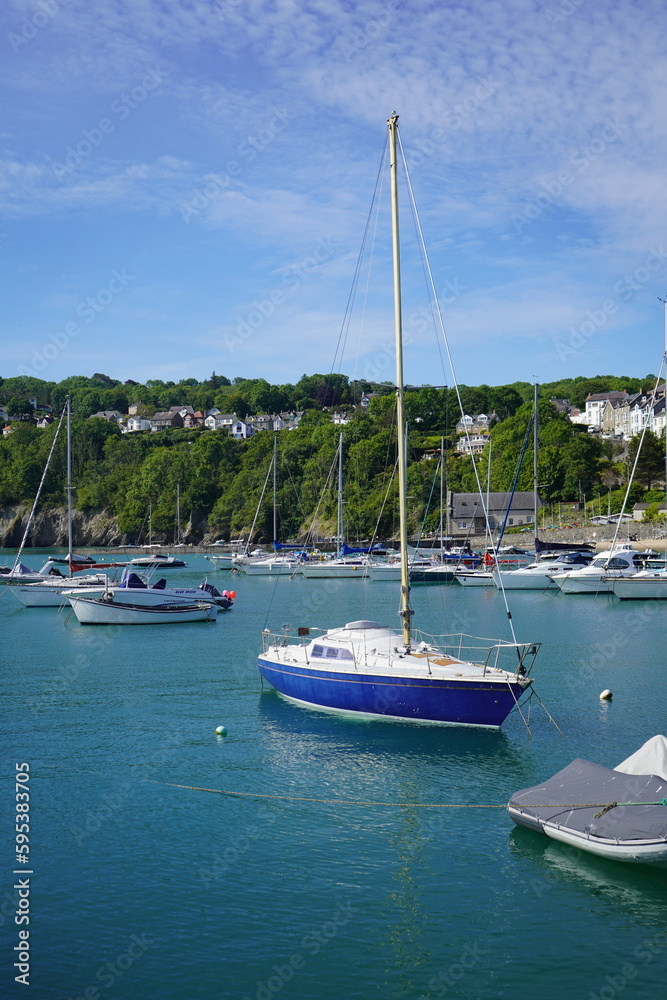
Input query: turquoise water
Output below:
<box><xmin>2</xmin><ymin>549</ymin><xmax>667</xmax><ymax>1000</ymax></box>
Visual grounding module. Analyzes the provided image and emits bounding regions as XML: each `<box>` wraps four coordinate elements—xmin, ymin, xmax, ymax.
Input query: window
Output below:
<box><xmin>457</xmin><ymin>521</ymin><xmax>467</xmax><ymax>529</ymax></box>
<box><xmin>508</xmin><ymin>518</ymin><xmax>514</xmax><ymax>525</ymax></box>
<box><xmin>311</xmin><ymin>644</ymin><xmax>354</xmax><ymax>661</ymax></box>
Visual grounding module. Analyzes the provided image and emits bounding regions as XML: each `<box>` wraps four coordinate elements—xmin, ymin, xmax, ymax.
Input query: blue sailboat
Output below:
<box><xmin>258</xmin><ymin>114</ymin><xmax>538</xmax><ymax>727</ymax></box>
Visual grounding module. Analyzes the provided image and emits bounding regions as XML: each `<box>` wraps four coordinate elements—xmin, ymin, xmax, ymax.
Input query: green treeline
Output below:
<box><xmin>0</xmin><ymin>371</ymin><xmax>664</xmax><ymax>542</ymax></box>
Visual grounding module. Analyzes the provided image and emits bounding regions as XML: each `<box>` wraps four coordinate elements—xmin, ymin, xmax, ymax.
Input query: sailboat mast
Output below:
<box><xmin>663</xmin><ymin>300</ymin><xmax>667</xmax><ymax>503</ymax></box>
<box><xmin>273</xmin><ymin>434</ymin><xmax>278</xmax><ymax>544</ymax></box>
<box><xmin>439</xmin><ymin>436</ymin><xmax>444</xmax><ymax>551</ymax></box>
<box><xmin>66</xmin><ymin>395</ymin><xmax>73</xmax><ymax>564</ymax></box>
<box><xmin>176</xmin><ymin>483</ymin><xmax>180</xmax><ymax>545</ymax></box>
<box><xmin>388</xmin><ymin>112</ymin><xmax>412</xmax><ymax>646</ymax></box>
<box><xmin>337</xmin><ymin>431</ymin><xmax>343</xmax><ymax>553</ymax></box>
<box><xmin>533</xmin><ymin>381</ymin><xmax>539</xmax><ymax>550</ymax></box>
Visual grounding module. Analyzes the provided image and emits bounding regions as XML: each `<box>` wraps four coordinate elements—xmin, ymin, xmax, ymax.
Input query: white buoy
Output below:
<box><xmin>215</xmin><ymin>725</ymin><xmax>228</xmax><ymax>736</ymax></box>
<box><xmin>600</xmin><ymin>690</ymin><xmax>613</xmax><ymax>701</ymax></box>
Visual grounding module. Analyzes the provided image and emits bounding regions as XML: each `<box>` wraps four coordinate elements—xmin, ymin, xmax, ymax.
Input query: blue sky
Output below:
<box><xmin>2</xmin><ymin>0</ymin><xmax>667</xmax><ymax>390</ymax></box>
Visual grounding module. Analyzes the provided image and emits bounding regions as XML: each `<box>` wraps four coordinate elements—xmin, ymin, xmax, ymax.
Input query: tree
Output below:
<box><xmin>627</xmin><ymin>431</ymin><xmax>665</xmax><ymax>489</ymax></box>
<box><xmin>7</xmin><ymin>396</ymin><xmax>34</xmax><ymax>421</ymax></box>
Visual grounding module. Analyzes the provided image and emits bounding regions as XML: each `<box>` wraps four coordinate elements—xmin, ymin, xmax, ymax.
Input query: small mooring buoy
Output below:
<box><xmin>600</xmin><ymin>690</ymin><xmax>613</xmax><ymax>701</ymax></box>
<box><xmin>215</xmin><ymin>725</ymin><xmax>228</xmax><ymax>736</ymax></box>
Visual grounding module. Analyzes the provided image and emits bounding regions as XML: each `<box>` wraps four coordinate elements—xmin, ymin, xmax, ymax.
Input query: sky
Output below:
<box><xmin>2</xmin><ymin>0</ymin><xmax>667</xmax><ymax>392</ymax></box>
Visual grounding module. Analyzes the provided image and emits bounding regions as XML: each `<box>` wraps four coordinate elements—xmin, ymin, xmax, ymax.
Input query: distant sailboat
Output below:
<box><xmin>9</xmin><ymin>397</ymin><xmax>113</xmax><ymax>606</ymax></box>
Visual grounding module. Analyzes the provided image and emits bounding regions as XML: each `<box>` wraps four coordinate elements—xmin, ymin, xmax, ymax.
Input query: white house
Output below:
<box><xmin>204</xmin><ymin>412</ymin><xmax>237</xmax><ymax>431</ymax></box>
<box><xmin>124</xmin><ymin>416</ymin><xmax>152</xmax><ymax>433</ymax></box>
<box><xmin>455</xmin><ymin>434</ymin><xmax>488</xmax><ymax>455</ymax></box>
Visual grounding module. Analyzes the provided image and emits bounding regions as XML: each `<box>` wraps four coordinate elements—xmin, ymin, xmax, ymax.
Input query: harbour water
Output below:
<box><xmin>2</xmin><ymin>549</ymin><xmax>667</xmax><ymax>999</ymax></box>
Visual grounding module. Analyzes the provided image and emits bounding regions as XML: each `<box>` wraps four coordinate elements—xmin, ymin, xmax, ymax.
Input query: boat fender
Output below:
<box><xmin>229</xmin><ymin>591</ymin><xmax>236</xmax><ymax>600</ymax></box>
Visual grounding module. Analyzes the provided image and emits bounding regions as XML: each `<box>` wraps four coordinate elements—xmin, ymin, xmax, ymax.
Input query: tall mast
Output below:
<box><xmin>388</xmin><ymin>112</ymin><xmax>412</xmax><ymax>647</ymax></box>
<box><xmin>662</xmin><ymin>299</ymin><xmax>667</xmax><ymax>503</ymax></box>
<box><xmin>439</xmin><ymin>436</ymin><xmax>444</xmax><ymax>550</ymax></box>
<box><xmin>176</xmin><ymin>483</ymin><xmax>180</xmax><ymax>545</ymax></box>
<box><xmin>66</xmin><ymin>395</ymin><xmax>73</xmax><ymax>564</ymax></box>
<box><xmin>533</xmin><ymin>381</ymin><xmax>539</xmax><ymax>550</ymax></box>
<box><xmin>273</xmin><ymin>433</ymin><xmax>278</xmax><ymax>544</ymax></box>
<box><xmin>337</xmin><ymin>431</ymin><xmax>343</xmax><ymax>553</ymax></box>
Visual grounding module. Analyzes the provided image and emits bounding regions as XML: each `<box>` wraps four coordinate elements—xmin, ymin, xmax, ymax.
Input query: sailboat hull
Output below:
<box><xmin>258</xmin><ymin>656</ymin><xmax>527</xmax><ymax>728</ymax></box>
<box><xmin>297</xmin><ymin>562</ymin><xmax>368</xmax><ymax>579</ymax></box>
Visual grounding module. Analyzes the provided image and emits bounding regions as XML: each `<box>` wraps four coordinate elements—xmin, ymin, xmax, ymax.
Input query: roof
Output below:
<box><xmin>586</xmin><ymin>391</ymin><xmax>629</xmax><ymax>403</ymax></box>
<box><xmin>152</xmin><ymin>410</ymin><xmax>181</xmax><ymax>421</ymax></box>
<box><xmin>452</xmin><ymin>491</ymin><xmax>542</xmax><ymax>516</ymax></box>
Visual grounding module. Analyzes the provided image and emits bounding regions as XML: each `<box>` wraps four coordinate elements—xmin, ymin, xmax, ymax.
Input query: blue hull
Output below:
<box><xmin>258</xmin><ymin>657</ymin><xmax>526</xmax><ymax>728</ymax></box>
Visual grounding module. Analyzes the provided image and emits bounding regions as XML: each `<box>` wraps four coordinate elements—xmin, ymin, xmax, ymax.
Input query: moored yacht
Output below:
<box><xmin>611</xmin><ymin>569</ymin><xmax>667</xmax><ymax>600</ymax></box>
<box><xmin>492</xmin><ymin>550</ymin><xmax>593</xmax><ymax>591</ymax></box>
<box><xmin>551</xmin><ymin>545</ymin><xmax>645</xmax><ymax>594</ymax></box>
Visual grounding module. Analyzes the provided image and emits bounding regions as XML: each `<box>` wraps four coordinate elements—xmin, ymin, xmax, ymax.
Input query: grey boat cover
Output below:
<box><xmin>508</xmin><ymin>759</ymin><xmax>667</xmax><ymax>843</ymax></box>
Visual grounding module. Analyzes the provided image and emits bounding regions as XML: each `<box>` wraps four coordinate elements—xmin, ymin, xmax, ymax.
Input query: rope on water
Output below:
<box><xmin>146</xmin><ymin>780</ymin><xmax>667</xmax><ymax>812</ymax></box>
<box><xmin>147</xmin><ymin>779</ymin><xmax>505</xmax><ymax>807</ymax></box>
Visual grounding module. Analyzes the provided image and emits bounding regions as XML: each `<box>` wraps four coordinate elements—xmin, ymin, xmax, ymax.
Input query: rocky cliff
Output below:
<box><xmin>0</xmin><ymin>504</ymin><xmax>125</xmax><ymax>548</ymax></box>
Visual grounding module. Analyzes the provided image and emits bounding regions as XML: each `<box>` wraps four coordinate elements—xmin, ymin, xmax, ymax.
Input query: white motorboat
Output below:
<box><xmin>66</xmin><ymin>594</ymin><xmax>217</xmax><ymax>624</ymax></box>
<box><xmin>509</xmin><ymin>736</ymin><xmax>667</xmax><ymax>865</ymax></box>
<box><xmin>61</xmin><ymin>570</ymin><xmax>235</xmax><ymax>609</ymax></box>
<box><xmin>611</xmin><ymin>570</ymin><xmax>667</xmax><ymax>600</ymax></box>
<box><xmin>551</xmin><ymin>545</ymin><xmax>645</xmax><ymax>594</ymax></box>
<box><xmin>492</xmin><ymin>550</ymin><xmax>593</xmax><ymax>590</ymax></box>
<box><xmin>127</xmin><ymin>553</ymin><xmax>187</xmax><ymax>568</ymax></box>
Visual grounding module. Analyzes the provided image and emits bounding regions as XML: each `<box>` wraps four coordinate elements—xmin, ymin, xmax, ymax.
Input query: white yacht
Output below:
<box><xmin>492</xmin><ymin>550</ymin><xmax>593</xmax><ymax>591</ymax></box>
<box><xmin>552</xmin><ymin>545</ymin><xmax>645</xmax><ymax>594</ymax></box>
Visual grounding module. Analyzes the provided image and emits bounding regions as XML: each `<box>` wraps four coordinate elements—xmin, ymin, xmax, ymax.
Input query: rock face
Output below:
<box><xmin>0</xmin><ymin>505</ymin><xmax>126</xmax><ymax>548</ymax></box>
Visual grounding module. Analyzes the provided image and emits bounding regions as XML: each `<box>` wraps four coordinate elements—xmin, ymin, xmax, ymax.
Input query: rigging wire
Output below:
<box><xmin>397</xmin><ymin>129</ymin><xmax>519</xmax><ymax>644</ymax></box>
<box><xmin>11</xmin><ymin>400</ymin><xmax>68</xmax><ymax>574</ymax></box>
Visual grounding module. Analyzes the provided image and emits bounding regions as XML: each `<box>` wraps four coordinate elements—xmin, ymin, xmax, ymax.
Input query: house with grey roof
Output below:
<box><xmin>89</xmin><ymin>409</ymin><xmax>124</xmax><ymax>422</ymax></box>
<box><xmin>150</xmin><ymin>410</ymin><xmax>184</xmax><ymax>431</ymax></box>
<box><xmin>449</xmin><ymin>491</ymin><xmax>543</xmax><ymax>536</ymax></box>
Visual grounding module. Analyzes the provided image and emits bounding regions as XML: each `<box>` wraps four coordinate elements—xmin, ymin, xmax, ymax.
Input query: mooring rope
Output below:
<box><xmin>145</xmin><ymin>779</ymin><xmax>667</xmax><ymax>812</ymax></box>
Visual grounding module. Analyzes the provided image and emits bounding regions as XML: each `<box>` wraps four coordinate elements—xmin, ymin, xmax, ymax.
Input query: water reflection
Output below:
<box><xmin>508</xmin><ymin>826</ymin><xmax>667</xmax><ymax>926</ymax></box>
